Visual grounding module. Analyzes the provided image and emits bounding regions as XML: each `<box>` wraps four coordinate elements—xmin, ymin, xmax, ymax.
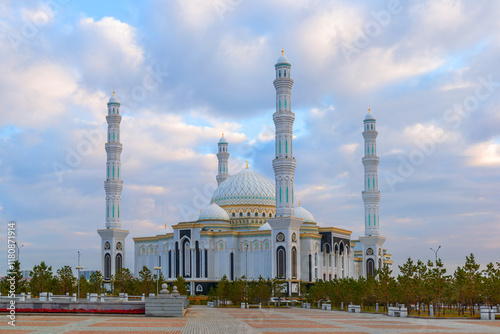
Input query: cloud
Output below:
<box><xmin>464</xmin><ymin>140</ymin><xmax>500</xmax><ymax>166</ymax></box>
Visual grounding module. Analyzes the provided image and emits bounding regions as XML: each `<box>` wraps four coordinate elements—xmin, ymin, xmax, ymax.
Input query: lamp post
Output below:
<box><xmin>430</xmin><ymin>246</ymin><xmax>441</xmax><ymax>265</ymax></box>
<box><xmin>154</xmin><ymin>266</ymin><xmax>161</xmax><ymax>296</ymax></box>
<box><xmin>14</xmin><ymin>242</ymin><xmax>24</xmax><ymax>264</ymax></box>
<box><xmin>76</xmin><ymin>251</ymin><xmax>83</xmax><ymax>299</ymax></box>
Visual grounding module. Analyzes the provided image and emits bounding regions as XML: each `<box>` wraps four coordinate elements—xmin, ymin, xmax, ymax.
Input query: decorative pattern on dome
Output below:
<box><xmin>294</xmin><ymin>206</ymin><xmax>316</xmax><ymax>223</ymax></box>
<box><xmin>198</xmin><ymin>203</ymin><xmax>230</xmax><ymax>221</ymax></box>
<box><xmin>212</xmin><ymin>168</ymin><xmax>276</xmax><ymax>207</ymax></box>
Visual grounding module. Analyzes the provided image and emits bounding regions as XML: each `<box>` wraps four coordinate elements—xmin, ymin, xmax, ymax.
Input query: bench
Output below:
<box><xmin>388</xmin><ymin>307</ymin><xmax>407</xmax><ymax>317</ymax></box>
<box><xmin>247</xmin><ymin>303</ymin><xmax>261</xmax><ymax>309</ymax></box>
<box><xmin>481</xmin><ymin>307</ymin><xmax>499</xmax><ymax>320</ymax></box>
<box><xmin>302</xmin><ymin>302</ymin><xmax>311</xmax><ymax>309</ymax></box>
<box><xmin>322</xmin><ymin>303</ymin><xmax>331</xmax><ymax>311</ymax></box>
<box><xmin>348</xmin><ymin>305</ymin><xmax>361</xmax><ymax>313</ymax></box>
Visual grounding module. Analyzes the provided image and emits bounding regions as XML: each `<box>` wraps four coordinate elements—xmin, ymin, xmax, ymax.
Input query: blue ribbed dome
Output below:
<box><xmin>198</xmin><ymin>203</ymin><xmax>230</xmax><ymax>221</ymax></box>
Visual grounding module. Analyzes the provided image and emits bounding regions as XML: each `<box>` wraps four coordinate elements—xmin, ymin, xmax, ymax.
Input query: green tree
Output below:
<box><xmin>112</xmin><ymin>268</ymin><xmax>134</xmax><ymax>294</ymax></box>
<box><xmin>427</xmin><ymin>258</ymin><xmax>447</xmax><ymax>316</ymax></box>
<box><xmin>229</xmin><ymin>277</ymin><xmax>246</xmax><ymax>305</ymax></box>
<box><xmin>56</xmin><ymin>265</ymin><xmax>76</xmax><ymax>295</ymax></box>
<box><xmin>29</xmin><ymin>261</ymin><xmax>53</xmax><ymax>297</ymax></box>
<box><xmin>89</xmin><ymin>271</ymin><xmax>105</xmax><ymax>294</ymax></box>
<box><xmin>4</xmin><ymin>261</ymin><xmax>25</xmax><ymax>294</ymax></box>
<box><xmin>172</xmin><ymin>275</ymin><xmax>188</xmax><ymax>295</ymax></box>
<box><xmin>77</xmin><ymin>275</ymin><xmax>89</xmax><ymax>298</ymax></box>
<box><xmin>483</xmin><ymin>262</ymin><xmax>500</xmax><ymax>306</ymax></box>
<box><xmin>397</xmin><ymin>258</ymin><xmax>416</xmax><ymax>314</ymax></box>
<box><xmin>375</xmin><ymin>265</ymin><xmax>395</xmax><ymax>311</ymax></box>
<box><xmin>138</xmin><ymin>266</ymin><xmax>154</xmax><ymax>295</ymax></box>
<box><xmin>462</xmin><ymin>253</ymin><xmax>481</xmax><ymax>315</ymax></box>
<box><xmin>216</xmin><ymin>275</ymin><xmax>231</xmax><ymax>305</ymax></box>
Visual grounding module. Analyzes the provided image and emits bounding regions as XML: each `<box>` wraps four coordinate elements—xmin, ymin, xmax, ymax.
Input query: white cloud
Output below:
<box><xmin>464</xmin><ymin>140</ymin><xmax>500</xmax><ymax>166</ymax></box>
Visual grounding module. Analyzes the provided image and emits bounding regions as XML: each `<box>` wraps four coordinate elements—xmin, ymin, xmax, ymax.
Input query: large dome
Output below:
<box><xmin>212</xmin><ymin>168</ymin><xmax>276</xmax><ymax>207</ymax></box>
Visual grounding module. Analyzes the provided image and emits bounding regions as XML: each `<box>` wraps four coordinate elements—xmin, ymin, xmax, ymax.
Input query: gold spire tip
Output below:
<box><xmin>113</xmin><ymin>90</ymin><xmax>115</xmax><ymax>96</ymax></box>
<box><xmin>165</xmin><ymin>222</ymin><xmax>167</xmax><ymax>229</ymax></box>
<box><xmin>245</xmin><ymin>160</ymin><xmax>249</xmax><ymax>168</ymax></box>
<box><xmin>368</xmin><ymin>107</ymin><xmax>370</xmax><ymax>113</ymax></box>
<box><xmin>222</xmin><ymin>132</ymin><xmax>224</xmax><ymax>137</ymax></box>
<box><xmin>299</xmin><ymin>200</ymin><xmax>301</xmax><ymax>207</ymax></box>
<box><xmin>282</xmin><ymin>48</ymin><xmax>284</xmax><ymax>55</ymax></box>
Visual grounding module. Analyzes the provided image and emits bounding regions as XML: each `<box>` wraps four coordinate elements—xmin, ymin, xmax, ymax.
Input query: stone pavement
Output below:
<box><xmin>0</xmin><ymin>306</ymin><xmax>499</xmax><ymax>334</ymax></box>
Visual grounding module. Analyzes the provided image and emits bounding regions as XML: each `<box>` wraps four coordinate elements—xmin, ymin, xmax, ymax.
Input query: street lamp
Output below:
<box><xmin>76</xmin><ymin>251</ymin><xmax>83</xmax><ymax>299</ymax></box>
<box><xmin>154</xmin><ymin>266</ymin><xmax>162</xmax><ymax>296</ymax></box>
<box><xmin>430</xmin><ymin>246</ymin><xmax>441</xmax><ymax>265</ymax></box>
<box><xmin>14</xmin><ymin>242</ymin><xmax>24</xmax><ymax>264</ymax></box>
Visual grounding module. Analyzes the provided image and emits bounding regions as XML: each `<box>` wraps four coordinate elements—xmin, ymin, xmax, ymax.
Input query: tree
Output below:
<box><xmin>229</xmin><ymin>277</ymin><xmax>246</xmax><ymax>305</ymax></box>
<box><xmin>462</xmin><ymin>253</ymin><xmax>481</xmax><ymax>315</ymax></box>
<box><xmin>397</xmin><ymin>258</ymin><xmax>416</xmax><ymax>314</ymax></box>
<box><xmin>3</xmin><ymin>261</ymin><xmax>25</xmax><ymax>294</ymax></box>
<box><xmin>483</xmin><ymin>262</ymin><xmax>500</xmax><ymax>306</ymax></box>
<box><xmin>138</xmin><ymin>266</ymin><xmax>154</xmax><ymax>295</ymax></box>
<box><xmin>89</xmin><ymin>271</ymin><xmax>105</xmax><ymax>294</ymax></box>
<box><xmin>216</xmin><ymin>275</ymin><xmax>231</xmax><ymax>305</ymax></box>
<box><xmin>56</xmin><ymin>265</ymin><xmax>76</xmax><ymax>295</ymax></box>
<box><xmin>77</xmin><ymin>275</ymin><xmax>89</xmax><ymax>298</ymax></box>
<box><xmin>172</xmin><ymin>275</ymin><xmax>188</xmax><ymax>295</ymax></box>
<box><xmin>112</xmin><ymin>268</ymin><xmax>134</xmax><ymax>294</ymax></box>
<box><xmin>428</xmin><ymin>258</ymin><xmax>447</xmax><ymax>316</ymax></box>
<box><xmin>375</xmin><ymin>265</ymin><xmax>395</xmax><ymax>311</ymax></box>
<box><xmin>30</xmin><ymin>261</ymin><xmax>53</xmax><ymax>297</ymax></box>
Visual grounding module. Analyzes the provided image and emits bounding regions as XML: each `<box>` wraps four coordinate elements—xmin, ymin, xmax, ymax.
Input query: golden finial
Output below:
<box><xmin>245</xmin><ymin>160</ymin><xmax>249</xmax><ymax>168</ymax></box>
<box><xmin>222</xmin><ymin>132</ymin><xmax>224</xmax><ymax>137</ymax></box>
<box><xmin>113</xmin><ymin>90</ymin><xmax>115</xmax><ymax>96</ymax></box>
<box><xmin>368</xmin><ymin>107</ymin><xmax>370</xmax><ymax>113</ymax></box>
<box><xmin>200</xmin><ymin>209</ymin><xmax>202</xmax><ymax>213</ymax></box>
<box><xmin>165</xmin><ymin>222</ymin><xmax>167</xmax><ymax>229</ymax></box>
<box><xmin>212</xmin><ymin>198</ymin><xmax>215</xmax><ymax>204</ymax></box>
<box><xmin>282</xmin><ymin>48</ymin><xmax>284</xmax><ymax>55</ymax></box>
<box><xmin>299</xmin><ymin>200</ymin><xmax>301</xmax><ymax>207</ymax></box>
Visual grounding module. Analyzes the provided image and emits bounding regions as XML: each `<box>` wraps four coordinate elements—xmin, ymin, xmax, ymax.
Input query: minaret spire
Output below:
<box><xmin>362</xmin><ymin>109</ymin><xmax>380</xmax><ymax>236</ymax></box>
<box><xmin>216</xmin><ymin>133</ymin><xmax>229</xmax><ymax>185</ymax></box>
<box><xmin>273</xmin><ymin>50</ymin><xmax>296</xmax><ymax>217</ymax></box>
<box><xmin>98</xmin><ymin>92</ymin><xmax>129</xmax><ymax>283</ymax></box>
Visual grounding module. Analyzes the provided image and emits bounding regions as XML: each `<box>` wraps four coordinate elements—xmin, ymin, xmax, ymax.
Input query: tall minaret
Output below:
<box><xmin>362</xmin><ymin>109</ymin><xmax>380</xmax><ymax>236</ymax></box>
<box><xmin>272</xmin><ymin>50</ymin><xmax>296</xmax><ymax>217</ymax></box>
<box><xmin>216</xmin><ymin>133</ymin><xmax>229</xmax><ymax>185</ymax></box>
<box><xmin>98</xmin><ymin>92</ymin><xmax>129</xmax><ymax>282</ymax></box>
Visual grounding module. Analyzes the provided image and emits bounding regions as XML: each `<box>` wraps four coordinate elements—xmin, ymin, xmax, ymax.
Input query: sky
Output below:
<box><xmin>0</xmin><ymin>0</ymin><xmax>499</xmax><ymax>277</ymax></box>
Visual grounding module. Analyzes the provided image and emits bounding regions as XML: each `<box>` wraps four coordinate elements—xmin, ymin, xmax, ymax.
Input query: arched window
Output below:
<box><xmin>113</xmin><ymin>166</ymin><xmax>115</xmax><ymax>178</ymax></box>
<box><xmin>279</xmin><ymin>140</ymin><xmax>281</xmax><ymax>154</ymax></box>
<box><xmin>279</xmin><ymin>100</ymin><xmax>281</xmax><ymax>109</ymax></box>
<box><xmin>255</xmin><ymin>212</ymin><xmax>258</xmax><ymax>217</ymax></box>
<box><xmin>284</xmin><ymin>70</ymin><xmax>287</xmax><ymax>77</ymax></box>
<box><xmin>118</xmin><ymin>166</ymin><xmax>119</xmax><ymax>178</ymax></box>
<box><xmin>379</xmin><ymin>258</ymin><xmax>382</xmax><ymax>269</ymax></box>
<box><xmin>117</xmin><ymin>133</ymin><xmax>119</xmax><ymax>141</ymax></box>
<box><xmin>277</xmin><ymin>246</ymin><xmax>286</xmax><ymax>279</ymax></box>
<box><xmin>118</xmin><ymin>205</ymin><xmax>120</xmax><ymax>218</ymax></box>
<box><xmin>104</xmin><ymin>253</ymin><xmax>111</xmax><ymax>279</ymax></box>
<box><xmin>115</xmin><ymin>253</ymin><xmax>122</xmax><ymax>272</ymax></box>
<box><xmin>113</xmin><ymin>132</ymin><xmax>115</xmax><ymax>140</ymax></box>
<box><xmin>374</xmin><ymin>214</ymin><xmax>376</xmax><ymax>226</ymax></box>
<box><xmin>279</xmin><ymin>187</ymin><xmax>282</xmax><ymax>203</ymax></box>
<box><xmin>285</xmin><ymin>99</ymin><xmax>287</xmax><ymax>108</ymax></box>
<box><xmin>373</xmin><ymin>178</ymin><xmax>375</xmax><ymax>188</ymax></box>
<box><xmin>286</xmin><ymin>187</ymin><xmax>289</xmax><ymax>203</ymax></box>
<box><xmin>368</xmin><ymin>177</ymin><xmax>370</xmax><ymax>188</ymax></box>
<box><xmin>239</xmin><ymin>212</ymin><xmax>243</xmax><ymax>217</ymax></box>
<box><xmin>368</xmin><ymin>214</ymin><xmax>371</xmax><ymax>226</ymax></box>
<box><xmin>107</xmin><ymin>166</ymin><xmax>109</xmax><ymax>178</ymax></box>
<box><xmin>232</xmin><ymin>212</ymin><xmax>235</xmax><ymax>217</ymax></box>
<box><xmin>285</xmin><ymin>139</ymin><xmax>288</xmax><ymax>153</ymax></box>
<box><xmin>107</xmin><ymin>205</ymin><xmax>109</xmax><ymax>218</ymax></box>
<box><xmin>367</xmin><ymin>258</ymin><xmax>375</xmax><ymax>276</ymax></box>
<box><xmin>108</xmin><ymin>133</ymin><xmax>110</xmax><ymax>141</ymax></box>
<box><xmin>247</xmin><ymin>212</ymin><xmax>250</xmax><ymax>217</ymax></box>
<box><xmin>269</xmin><ymin>213</ymin><xmax>272</xmax><ymax>217</ymax></box>
<box><xmin>291</xmin><ymin>246</ymin><xmax>297</xmax><ymax>279</ymax></box>
<box><xmin>279</xmin><ymin>70</ymin><xmax>281</xmax><ymax>77</ymax></box>
<box><xmin>184</xmin><ymin>241</ymin><xmax>191</xmax><ymax>277</ymax></box>
<box><xmin>112</xmin><ymin>204</ymin><xmax>115</xmax><ymax>218</ymax></box>
<box><xmin>315</xmin><ymin>253</ymin><xmax>318</xmax><ymax>266</ymax></box>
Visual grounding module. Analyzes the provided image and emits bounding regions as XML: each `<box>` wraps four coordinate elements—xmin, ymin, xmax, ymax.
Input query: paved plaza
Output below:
<box><xmin>1</xmin><ymin>306</ymin><xmax>499</xmax><ymax>334</ymax></box>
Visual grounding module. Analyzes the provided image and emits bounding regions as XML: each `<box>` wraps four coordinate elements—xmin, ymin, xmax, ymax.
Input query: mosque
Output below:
<box><xmin>98</xmin><ymin>52</ymin><xmax>393</xmax><ymax>295</ymax></box>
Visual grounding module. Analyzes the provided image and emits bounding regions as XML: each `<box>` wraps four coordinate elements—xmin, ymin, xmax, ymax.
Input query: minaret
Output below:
<box><xmin>272</xmin><ymin>50</ymin><xmax>296</xmax><ymax>217</ymax></box>
<box><xmin>98</xmin><ymin>92</ymin><xmax>129</xmax><ymax>282</ymax></box>
<box><xmin>359</xmin><ymin>108</ymin><xmax>385</xmax><ymax>278</ymax></box>
<box><xmin>362</xmin><ymin>109</ymin><xmax>380</xmax><ymax>236</ymax></box>
<box><xmin>216</xmin><ymin>133</ymin><xmax>229</xmax><ymax>186</ymax></box>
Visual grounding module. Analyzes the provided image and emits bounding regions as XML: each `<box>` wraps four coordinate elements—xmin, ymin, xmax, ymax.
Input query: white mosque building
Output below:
<box><xmin>98</xmin><ymin>52</ymin><xmax>392</xmax><ymax>294</ymax></box>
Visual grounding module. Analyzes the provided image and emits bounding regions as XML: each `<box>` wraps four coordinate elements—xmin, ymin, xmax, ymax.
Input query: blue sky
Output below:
<box><xmin>1</xmin><ymin>0</ymin><xmax>499</xmax><ymax>276</ymax></box>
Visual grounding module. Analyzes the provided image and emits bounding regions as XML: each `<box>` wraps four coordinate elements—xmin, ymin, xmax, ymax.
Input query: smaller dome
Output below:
<box><xmin>295</xmin><ymin>206</ymin><xmax>316</xmax><ymax>223</ymax></box>
<box><xmin>258</xmin><ymin>222</ymin><xmax>272</xmax><ymax>230</ymax></box>
<box><xmin>108</xmin><ymin>95</ymin><xmax>120</xmax><ymax>104</ymax></box>
<box><xmin>198</xmin><ymin>203</ymin><xmax>230</xmax><ymax>221</ymax></box>
<box><xmin>364</xmin><ymin>112</ymin><xmax>375</xmax><ymax>121</ymax></box>
<box><xmin>276</xmin><ymin>53</ymin><xmax>290</xmax><ymax>65</ymax></box>
<box><xmin>219</xmin><ymin>135</ymin><xmax>228</xmax><ymax>144</ymax></box>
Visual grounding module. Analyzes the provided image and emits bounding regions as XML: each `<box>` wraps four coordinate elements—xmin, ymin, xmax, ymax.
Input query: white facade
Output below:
<box><xmin>98</xmin><ymin>92</ymin><xmax>129</xmax><ymax>282</ymax></box>
<box><xmin>132</xmin><ymin>52</ymin><xmax>383</xmax><ymax>295</ymax></box>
